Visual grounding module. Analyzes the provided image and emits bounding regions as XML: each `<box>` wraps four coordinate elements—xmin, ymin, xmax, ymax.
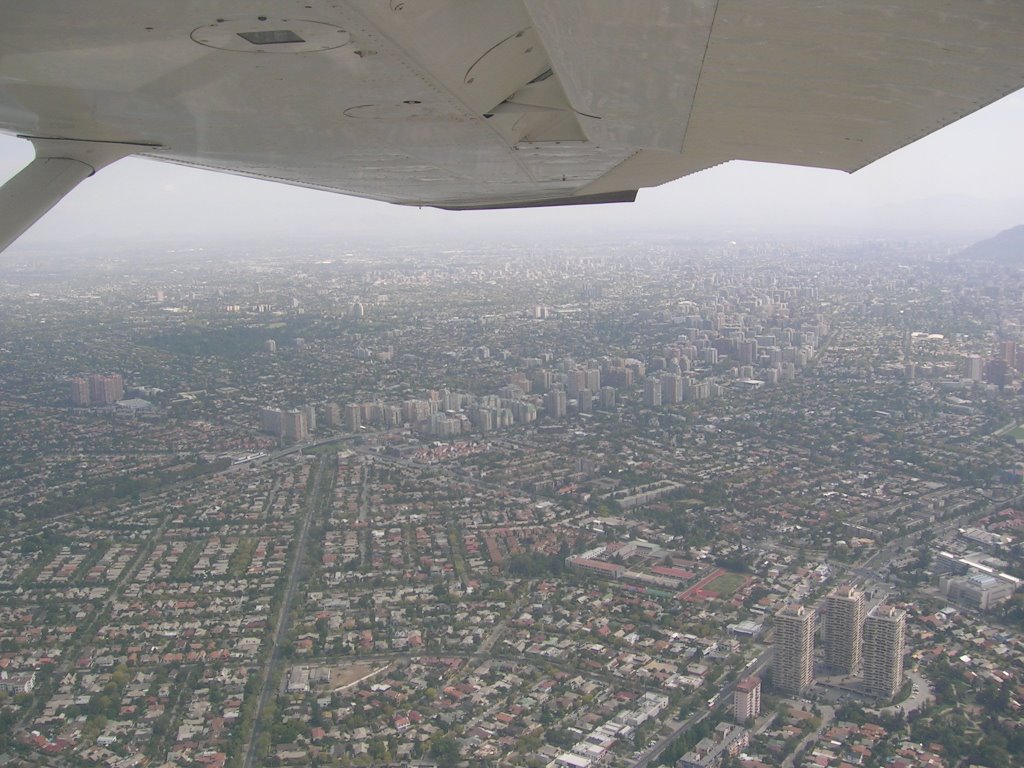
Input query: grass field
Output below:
<box><xmin>1007</xmin><ymin>426</ymin><xmax>1024</xmax><ymax>441</ymax></box>
<box><xmin>703</xmin><ymin>571</ymin><xmax>748</xmax><ymax>596</ymax></box>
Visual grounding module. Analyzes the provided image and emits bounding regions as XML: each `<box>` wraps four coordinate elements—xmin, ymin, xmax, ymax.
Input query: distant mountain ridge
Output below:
<box><xmin>959</xmin><ymin>224</ymin><xmax>1024</xmax><ymax>262</ymax></box>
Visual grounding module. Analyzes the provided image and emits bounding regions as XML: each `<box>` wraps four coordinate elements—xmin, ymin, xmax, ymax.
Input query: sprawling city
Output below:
<box><xmin>1</xmin><ymin>234</ymin><xmax>1023</xmax><ymax>768</ymax></box>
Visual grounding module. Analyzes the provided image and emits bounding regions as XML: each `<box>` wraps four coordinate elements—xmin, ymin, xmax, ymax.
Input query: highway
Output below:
<box><xmin>242</xmin><ymin>455</ymin><xmax>334</xmax><ymax>768</ymax></box>
<box><xmin>631</xmin><ymin>649</ymin><xmax>773</xmax><ymax>768</ymax></box>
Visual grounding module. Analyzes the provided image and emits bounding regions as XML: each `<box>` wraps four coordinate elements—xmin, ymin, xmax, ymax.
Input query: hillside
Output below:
<box><xmin>959</xmin><ymin>224</ymin><xmax>1024</xmax><ymax>263</ymax></box>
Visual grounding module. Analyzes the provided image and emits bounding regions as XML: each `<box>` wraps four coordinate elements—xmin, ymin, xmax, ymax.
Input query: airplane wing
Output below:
<box><xmin>1</xmin><ymin>1</ymin><xmax>1023</xmax><ymax>250</ymax></box>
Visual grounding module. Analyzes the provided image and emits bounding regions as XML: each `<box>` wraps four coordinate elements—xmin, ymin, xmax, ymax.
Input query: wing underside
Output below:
<box><xmin>0</xmin><ymin>0</ymin><xmax>1022</xmax><ymax>215</ymax></box>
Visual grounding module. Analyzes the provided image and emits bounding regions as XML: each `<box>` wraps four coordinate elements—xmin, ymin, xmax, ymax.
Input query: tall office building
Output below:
<box><xmin>738</xmin><ymin>339</ymin><xmax>758</xmax><ymax>365</ymax></box>
<box><xmin>260</xmin><ymin>407</ymin><xmax>283</xmax><ymax>436</ymax></box>
<box><xmin>260</xmin><ymin>407</ymin><xmax>307</xmax><ymax>442</ymax></box>
<box><xmin>531</xmin><ymin>369</ymin><xmax>552</xmax><ymax>393</ymax></box>
<box><xmin>383</xmin><ymin>404</ymin><xmax>402</xmax><ymax>428</ymax></box>
<box><xmin>280</xmin><ymin>409</ymin><xmax>308</xmax><ymax>442</ymax></box>
<box><xmin>565</xmin><ymin>369</ymin><xmax>586</xmax><ymax>397</ymax></box>
<box><xmin>602</xmin><ymin>365</ymin><xmax>633</xmax><ymax>388</ymax></box>
<box><xmin>661</xmin><ymin>373</ymin><xmax>684</xmax><ymax>404</ymax></box>
<box><xmin>475</xmin><ymin>406</ymin><xmax>497</xmax><ymax>432</ymax></box>
<box><xmin>366</xmin><ymin>402</ymin><xmax>386</xmax><ymax>426</ymax></box>
<box><xmin>1000</xmin><ymin>340</ymin><xmax>1017</xmax><ymax>368</ymax></box>
<box><xmin>344</xmin><ymin>403</ymin><xmax>362</xmax><ymax>432</ymax></box>
<box><xmin>734</xmin><ymin>676</ymin><xmax>761</xmax><ymax>723</ymax></box>
<box><xmin>773</xmin><ymin>604</ymin><xmax>814</xmax><ymax>695</ymax></box>
<box><xmin>69</xmin><ymin>377</ymin><xmax>90</xmax><ymax>406</ymax></box>
<box><xmin>576</xmin><ymin>388</ymin><xmax>592</xmax><ymax>413</ymax></box>
<box><xmin>511</xmin><ymin>401</ymin><xmax>536</xmax><ymax>425</ymax></box>
<box><xmin>643</xmin><ymin>377</ymin><xmax>662</xmax><ymax>407</ymax></box>
<box><xmin>863</xmin><ymin>604</ymin><xmax>905</xmax><ymax>699</ymax></box>
<box><xmin>824</xmin><ymin>585</ymin><xmax>864</xmax><ymax>675</ymax></box>
<box><xmin>545</xmin><ymin>389</ymin><xmax>567</xmax><ymax>419</ymax></box>
<box><xmin>88</xmin><ymin>373</ymin><xmax>124</xmax><ymax>405</ymax></box>
<box><xmin>985</xmin><ymin>358</ymin><xmax>1008</xmax><ymax>389</ymax></box>
<box><xmin>964</xmin><ymin>354</ymin><xmax>984</xmax><ymax>382</ymax></box>
<box><xmin>323</xmin><ymin>402</ymin><xmax>341</xmax><ymax>428</ymax></box>
<box><xmin>302</xmin><ymin>405</ymin><xmax>317</xmax><ymax>434</ymax></box>
<box><xmin>599</xmin><ymin>386</ymin><xmax>616</xmax><ymax>409</ymax></box>
<box><xmin>443</xmin><ymin>389</ymin><xmax>463</xmax><ymax>412</ymax></box>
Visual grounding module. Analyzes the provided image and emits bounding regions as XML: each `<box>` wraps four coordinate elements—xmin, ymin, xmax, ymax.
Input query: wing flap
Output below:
<box><xmin>432</xmin><ymin>189</ymin><xmax>636</xmax><ymax>211</ymax></box>
<box><xmin>681</xmin><ymin>0</ymin><xmax>1024</xmax><ymax>172</ymax></box>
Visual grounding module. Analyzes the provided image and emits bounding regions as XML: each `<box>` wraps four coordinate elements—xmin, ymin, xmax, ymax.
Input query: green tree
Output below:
<box><xmin>429</xmin><ymin>734</ymin><xmax>461</xmax><ymax>767</ymax></box>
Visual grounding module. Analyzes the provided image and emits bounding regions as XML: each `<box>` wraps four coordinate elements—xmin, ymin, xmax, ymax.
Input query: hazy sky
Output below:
<box><xmin>2</xmin><ymin>88</ymin><xmax>1022</xmax><ymax>251</ymax></box>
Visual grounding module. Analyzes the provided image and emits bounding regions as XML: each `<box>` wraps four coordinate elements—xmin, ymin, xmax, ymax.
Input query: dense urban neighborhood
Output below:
<box><xmin>1</xmin><ymin>238</ymin><xmax>1023</xmax><ymax>768</ymax></box>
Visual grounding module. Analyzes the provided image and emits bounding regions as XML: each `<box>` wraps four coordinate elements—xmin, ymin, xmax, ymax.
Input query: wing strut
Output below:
<box><xmin>0</xmin><ymin>138</ymin><xmax>152</xmax><ymax>254</ymax></box>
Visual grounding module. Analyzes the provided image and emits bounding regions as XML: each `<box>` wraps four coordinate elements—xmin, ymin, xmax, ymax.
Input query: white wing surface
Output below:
<box><xmin>0</xmin><ymin>1</ymin><xmax>1022</xmax><ymax>246</ymax></box>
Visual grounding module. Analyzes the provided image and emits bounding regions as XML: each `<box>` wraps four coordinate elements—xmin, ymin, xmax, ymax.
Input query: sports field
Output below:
<box><xmin>703</xmin><ymin>571</ymin><xmax>748</xmax><ymax>597</ymax></box>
